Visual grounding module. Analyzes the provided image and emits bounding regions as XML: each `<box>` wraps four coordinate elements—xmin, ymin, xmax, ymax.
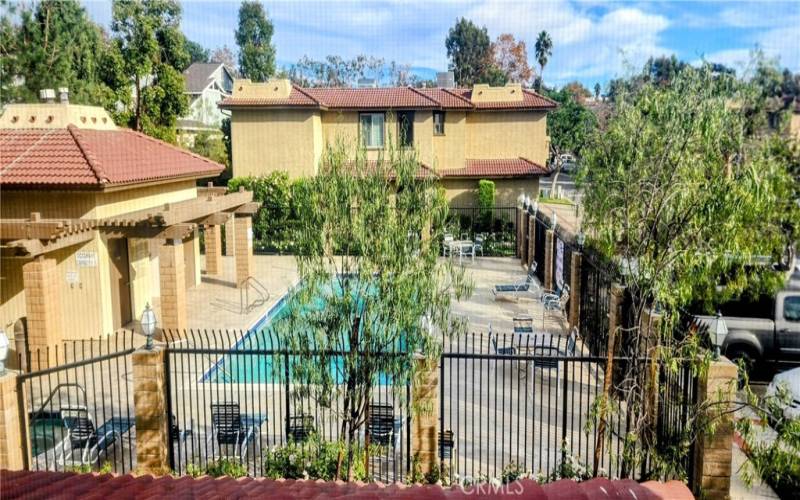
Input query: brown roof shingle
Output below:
<box><xmin>0</xmin><ymin>126</ymin><xmax>224</xmax><ymax>188</ymax></box>
<box><xmin>441</xmin><ymin>158</ymin><xmax>550</xmax><ymax>178</ymax></box>
<box><xmin>0</xmin><ymin>469</ymin><xmax>694</xmax><ymax>500</ymax></box>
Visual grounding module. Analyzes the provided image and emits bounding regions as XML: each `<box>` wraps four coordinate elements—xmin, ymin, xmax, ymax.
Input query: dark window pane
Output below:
<box><xmin>398</xmin><ymin>111</ymin><xmax>414</xmax><ymax>147</ymax></box>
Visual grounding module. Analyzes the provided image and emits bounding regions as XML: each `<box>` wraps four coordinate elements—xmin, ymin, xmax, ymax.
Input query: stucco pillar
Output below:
<box><xmin>224</xmin><ymin>217</ymin><xmax>236</xmax><ymax>256</ymax></box>
<box><xmin>0</xmin><ymin>371</ymin><xmax>27</xmax><ymax>470</ymax></box>
<box><xmin>412</xmin><ymin>355</ymin><xmax>439</xmax><ymax>476</ymax></box>
<box><xmin>544</xmin><ymin>229</ymin><xmax>555</xmax><ymax>291</ymax></box>
<box><xmin>568</xmin><ymin>251</ymin><xmax>582</xmax><ymax>331</ymax></box>
<box><xmin>23</xmin><ymin>257</ymin><xmax>63</xmax><ymax>370</ymax></box>
<box><xmin>183</xmin><ymin>230</ymin><xmax>201</xmax><ymax>289</ymax></box>
<box><xmin>204</xmin><ymin>224</ymin><xmax>222</xmax><ymax>276</ymax></box>
<box><xmin>692</xmin><ymin>358</ymin><xmax>737</xmax><ymax>500</ymax></box>
<box><xmin>516</xmin><ymin>208</ymin><xmax>524</xmax><ymax>259</ymax></box>
<box><xmin>527</xmin><ymin>214</ymin><xmax>535</xmax><ymax>269</ymax></box>
<box><xmin>159</xmin><ymin>240</ymin><xmax>187</xmax><ymax>333</ymax></box>
<box><xmin>234</xmin><ymin>216</ymin><xmax>253</xmax><ymax>288</ymax></box>
<box><xmin>133</xmin><ymin>346</ymin><xmax>171</xmax><ymax>475</ymax></box>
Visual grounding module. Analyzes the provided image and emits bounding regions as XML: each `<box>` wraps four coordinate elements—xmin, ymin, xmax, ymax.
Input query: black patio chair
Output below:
<box><xmin>439</xmin><ymin>430</ymin><xmax>455</xmax><ymax>460</ymax></box>
<box><xmin>367</xmin><ymin>404</ymin><xmax>395</xmax><ymax>447</ymax></box>
<box><xmin>60</xmin><ymin>406</ymin><xmax>134</xmax><ymax>465</ymax></box>
<box><xmin>210</xmin><ymin>402</ymin><xmax>266</xmax><ymax>460</ymax></box>
<box><xmin>287</xmin><ymin>414</ymin><xmax>315</xmax><ymax>442</ymax></box>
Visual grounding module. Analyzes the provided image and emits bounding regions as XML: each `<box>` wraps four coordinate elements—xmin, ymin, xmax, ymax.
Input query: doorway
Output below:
<box><xmin>108</xmin><ymin>238</ymin><xmax>132</xmax><ymax>329</ymax></box>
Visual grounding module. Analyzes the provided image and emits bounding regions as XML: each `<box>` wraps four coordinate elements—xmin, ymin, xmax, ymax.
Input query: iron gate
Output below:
<box><xmin>163</xmin><ymin>329</ymin><xmax>412</xmax><ymax>481</ymax></box>
<box><xmin>17</xmin><ymin>334</ymin><xmax>136</xmax><ymax>474</ymax></box>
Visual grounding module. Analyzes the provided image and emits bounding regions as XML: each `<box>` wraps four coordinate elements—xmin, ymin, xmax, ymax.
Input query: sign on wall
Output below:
<box><xmin>66</xmin><ymin>270</ymin><xmax>79</xmax><ymax>284</ymax></box>
<box><xmin>76</xmin><ymin>251</ymin><xmax>97</xmax><ymax>268</ymax></box>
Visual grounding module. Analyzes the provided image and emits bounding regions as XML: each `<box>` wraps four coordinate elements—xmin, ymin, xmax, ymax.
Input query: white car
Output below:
<box><xmin>766</xmin><ymin>367</ymin><xmax>800</xmax><ymax>421</ymax></box>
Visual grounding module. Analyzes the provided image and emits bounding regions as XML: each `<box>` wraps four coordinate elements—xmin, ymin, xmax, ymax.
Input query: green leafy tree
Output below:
<box><xmin>111</xmin><ymin>0</ymin><xmax>189</xmax><ymax>141</ymax></box>
<box><xmin>0</xmin><ymin>0</ymin><xmax>126</xmax><ymax>111</ymax></box>
<box><xmin>477</xmin><ymin>179</ymin><xmax>496</xmax><ymax>229</ymax></box>
<box><xmin>185</xmin><ymin>38</ymin><xmax>210</xmax><ymax>65</ymax></box>
<box><xmin>288</xmin><ymin>54</ymin><xmax>385</xmax><ymax>87</ymax></box>
<box><xmin>275</xmin><ymin>142</ymin><xmax>472</xmax><ymax>480</ymax></box>
<box><xmin>445</xmin><ymin>18</ymin><xmax>491</xmax><ymax>86</ymax></box>
<box><xmin>594</xmin><ymin>82</ymin><xmax>601</xmax><ymax>100</ymax></box>
<box><xmin>546</xmin><ymin>87</ymin><xmax>597</xmax><ymax>156</ymax></box>
<box><xmin>534</xmin><ymin>31</ymin><xmax>552</xmax><ymax>90</ymax></box>
<box><xmin>235</xmin><ymin>0</ymin><xmax>275</xmax><ymax>82</ymax></box>
<box><xmin>643</xmin><ymin>55</ymin><xmax>686</xmax><ymax>87</ymax></box>
<box><xmin>580</xmin><ymin>64</ymin><xmax>799</xmax><ymax>476</ymax></box>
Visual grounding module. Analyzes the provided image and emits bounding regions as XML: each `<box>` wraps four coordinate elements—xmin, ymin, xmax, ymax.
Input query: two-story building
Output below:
<box><xmin>220</xmin><ymin>80</ymin><xmax>556</xmax><ymax>206</ymax></box>
<box><xmin>178</xmin><ymin>62</ymin><xmax>235</xmax><ymax>145</ymax></box>
<box><xmin>0</xmin><ymin>95</ymin><xmax>257</xmax><ymax>369</ymax></box>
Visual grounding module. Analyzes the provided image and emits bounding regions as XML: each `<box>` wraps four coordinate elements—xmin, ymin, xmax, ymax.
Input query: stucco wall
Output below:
<box><xmin>441</xmin><ymin>177</ymin><xmax>539</xmax><ymax>207</ymax></box>
<box><xmin>465</xmin><ymin>111</ymin><xmax>550</xmax><ymax>166</ymax></box>
<box><xmin>431</xmin><ymin>111</ymin><xmax>466</xmax><ymax>170</ymax></box>
<box><xmin>0</xmin><ymin>181</ymin><xmax>203</xmax><ymax>348</ymax></box>
<box><xmin>232</xmin><ymin>109</ymin><xmax>321</xmax><ymax>179</ymax></box>
<box><xmin>791</xmin><ymin>113</ymin><xmax>800</xmax><ymax>142</ymax></box>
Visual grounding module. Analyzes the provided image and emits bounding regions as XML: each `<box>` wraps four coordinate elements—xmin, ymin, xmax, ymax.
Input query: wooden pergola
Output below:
<box><xmin>0</xmin><ymin>187</ymin><xmax>258</xmax><ymax>258</ymax></box>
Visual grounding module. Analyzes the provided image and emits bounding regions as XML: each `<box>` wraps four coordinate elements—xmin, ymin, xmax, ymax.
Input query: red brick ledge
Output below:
<box><xmin>0</xmin><ymin>469</ymin><xmax>692</xmax><ymax>499</ymax></box>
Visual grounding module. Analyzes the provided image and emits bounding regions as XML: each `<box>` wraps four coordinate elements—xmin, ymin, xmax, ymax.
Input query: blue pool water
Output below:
<box><xmin>205</xmin><ymin>280</ymin><xmax>402</xmax><ymax>385</ymax></box>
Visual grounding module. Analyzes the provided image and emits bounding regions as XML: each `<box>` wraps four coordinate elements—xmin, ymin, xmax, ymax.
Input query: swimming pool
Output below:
<box><xmin>205</xmin><ymin>279</ymin><xmax>403</xmax><ymax>385</ymax></box>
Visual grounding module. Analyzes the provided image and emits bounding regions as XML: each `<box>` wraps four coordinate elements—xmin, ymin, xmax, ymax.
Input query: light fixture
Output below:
<box><xmin>140</xmin><ymin>303</ymin><xmax>158</xmax><ymax>350</ymax></box>
<box><xmin>524</xmin><ymin>196</ymin><xmax>531</xmax><ymax>209</ymax></box>
<box><xmin>711</xmin><ymin>311</ymin><xmax>727</xmax><ymax>360</ymax></box>
<box><xmin>0</xmin><ymin>330</ymin><xmax>9</xmax><ymax>375</ymax></box>
<box><xmin>576</xmin><ymin>231</ymin><xmax>586</xmax><ymax>248</ymax></box>
<box><xmin>552</xmin><ymin>210</ymin><xmax>558</xmax><ymax>228</ymax></box>
<box><xmin>532</xmin><ymin>200</ymin><xmax>538</xmax><ymax>214</ymax></box>
<box><xmin>517</xmin><ymin>194</ymin><xmax>525</xmax><ymax>206</ymax></box>
<box><xmin>522</xmin><ymin>196</ymin><xmax>529</xmax><ymax>209</ymax></box>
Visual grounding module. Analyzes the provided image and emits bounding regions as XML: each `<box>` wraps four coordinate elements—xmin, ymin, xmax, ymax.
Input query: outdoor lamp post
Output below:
<box><xmin>523</xmin><ymin>195</ymin><xmax>530</xmax><ymax>209</ymax></box>
<box><xmin>140</xmin><ymin>303</ymin><xmax>158</xmax><ymax>350</ymax></box>
<box><xmin>517</xmin><ymin>194</ymin><xmax>525</xmax><ymax>207</ymax></box>
<box><xmin>532</xmin><ymin>200</ymin><xmax>538</xmax><ymax>215</ymax></box>
<box><xmin>552</xmin><ymin>210</ymin><xmax>558</xmax><ymax>228</ymax></box>
<box><xmin>711</xmin><ymin>311</ymin><xmax>728</xmax><ymax>360</ymax></box>
<box><xmin>577</xmin><ymin>231</ymin><xmax>586</xmax><ymax>248</ymax></box>
<box><xmin>0</xmin><ymin>330</ymin><xmax>9</xmax><ymax>375</ymax></box>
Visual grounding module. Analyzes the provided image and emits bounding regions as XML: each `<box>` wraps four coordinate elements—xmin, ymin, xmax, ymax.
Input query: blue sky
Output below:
<box><xmin>83</xmin><ymin>0</ymin><xmax>800</xmax><ymax>89</ymax></box>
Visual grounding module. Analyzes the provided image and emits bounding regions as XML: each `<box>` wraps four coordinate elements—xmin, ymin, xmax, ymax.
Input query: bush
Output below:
<box><xmin>228</xmin><ymin>172</ymin><xmax>310</xmax><ymax>253</ymax></box>
<box><xmin>477</xmin><ymin>180</ymin><xmax>495</xmax><ymax>230</ymax></box>
<box><xmin>205</xmin><ymin>458</ymin><xmax>248</xmax><ymax>478</ymax></box>
<box><xmin>263</xmin><ymin>435</ymin><xmax>379</xmax><ymax>481</ymax></box>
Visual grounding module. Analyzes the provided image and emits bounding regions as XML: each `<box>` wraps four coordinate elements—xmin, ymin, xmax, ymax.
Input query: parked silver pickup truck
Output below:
<box><xmin>695</xmin><ymin>290</ymin><xmax>800</xmax><ymax>372</ymax></box>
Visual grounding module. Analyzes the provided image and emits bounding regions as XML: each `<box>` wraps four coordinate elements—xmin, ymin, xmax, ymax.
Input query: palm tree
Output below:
<box><xmin>534</xmin><ymin>31</ymin><xmax>552</xmax><ymax>91</ymax></box>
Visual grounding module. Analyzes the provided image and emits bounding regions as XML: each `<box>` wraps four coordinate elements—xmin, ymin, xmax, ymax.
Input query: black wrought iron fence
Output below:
<box><xmin>439</xmin><ymin>333</ymin><xmax>697</xmax><ymax>483</ymax></box>
<box><xmin>447</xmin><ymin>206</ymin><xmax>517</xmax><ymax>256</ymax></box>
<box><xmin>163</xmin><ymin>329</ymin><xmax>411</xmax><ymax>482</ymax></box>
<box><xmin>578</xmin><ymin>250</ymin><xmax>617</xmax><ymax>356</ymax></box>
<box><xmin>533</xmin><ymin>215</ymin><xmax>547</xmax><ymax>282</ymax></box>
<box><xmin>17</xmin><ymin>332</ymin><xmax>136</xmax><ymax>474</ymax></box>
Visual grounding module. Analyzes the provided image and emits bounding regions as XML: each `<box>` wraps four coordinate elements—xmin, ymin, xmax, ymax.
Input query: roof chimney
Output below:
<box><xmin>58</xmin><ymin>87</ymin><xmax>69</xmax><ymax>104</ymax></box>
<box><xmin>39</xmin><ymin>88</ymin><xmax>56</xmax><ymax>103</ymax></box>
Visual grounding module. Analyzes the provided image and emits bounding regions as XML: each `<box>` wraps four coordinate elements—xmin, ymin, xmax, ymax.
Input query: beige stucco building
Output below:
<box><xmin>221</xmin><ymin>80</ymin><xmax>557</xmax><ymax>206</ymax></box>
<box><xmin>0</xmin><ymin>99</ymin><xmax>257</xmax><ymax>369</ymax></box>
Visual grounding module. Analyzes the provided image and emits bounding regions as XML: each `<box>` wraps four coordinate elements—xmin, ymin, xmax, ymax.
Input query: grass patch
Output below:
<box><xmin>538</xmin><ymin>196</ymin><xmax>575</xmax><ymax>206</ymax></box>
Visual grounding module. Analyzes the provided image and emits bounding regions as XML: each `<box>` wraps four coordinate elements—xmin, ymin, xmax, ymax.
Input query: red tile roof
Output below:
<box><xmin>0</xmin><ymin>470</ymin><xmax>694</xmax><ymax>500</ymax></box>
<box><xmin>220</xmin><ymin>86</ymin><xmax>557</xmax><ymax>111</ymax></box>
<box><xmin>0</xmin><ymin>126</ymin><xmax>224</xmax><ymax>188</ymax></box>
<box><xmin>441</xmin><ymin>158</ymin><xmax>550</xmax><ymax>178</ymax></box>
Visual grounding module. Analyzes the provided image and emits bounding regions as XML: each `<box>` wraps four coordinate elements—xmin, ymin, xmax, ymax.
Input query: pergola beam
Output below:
<box><xmin>3</xmin><ymin>229</ymin><xmax>96</xmax><ymax>257</ymax></box>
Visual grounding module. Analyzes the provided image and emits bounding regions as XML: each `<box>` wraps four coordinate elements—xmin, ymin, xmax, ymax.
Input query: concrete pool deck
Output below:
<box><xmin>173</xmin><ymin>254</ymin><xmax>570</xmax><ymax>338</ymax></box>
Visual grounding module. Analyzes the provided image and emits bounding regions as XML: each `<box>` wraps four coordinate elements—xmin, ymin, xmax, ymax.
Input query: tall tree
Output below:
<box><xmin>594</xmin><ymin>82</ymin><xmax>601</xmax><ymax>100</ymax></box>
<box><xmin>1</xmin><ymin>0</ymin><xmax>126</xmax><ymax>110</ymax></box>
<box><xmin>278</xmin><ymin>142</ymin><xmax>471</xmax><ymax>480</ymax></box>
<box><xmin>211</xmin><ymin>45</ymin><xmax>238</xmax><ymax>75</ymax></box>
<box><xmin>185</xmin><ymin>38</ymin><xmax>210</xmax><ymax>65</ymax></box>
<box><xmin>288</xmin><ymin>54</ymin><xmax>385</xmax><ymax>87</ymax></box>
<box><xmin>563</xmin><ymin>81</ymin><xmax>591</xmax><ymax>103</ymax></box>
<box><xmin>644</xmin><ymin>55</ymin><xmax>686</xmax><ymax>87</ymax></box>
<box><xmin>235</xmin><ymin>0</ymin><xmax>275</xmax><ymax>81</ymax></box>
<box><xmin>580</xmin><ymin>65</ymin><xmax>799</xmax><ymax>477</ymax></box>
<box><xmin>489</xmin><ymin>33</ymin><xmax>533</xmax><ymax>85</ymax></box>
<box><xmin>534</xmin><ymin>30</ymin><xmax>552</xmax><ymax>90</ymax></box>
<box><xmin>445</xmin><ymin>18</ymin><xmax>491</xmax><ymax>86</ymax></box>
<box><xmin>111</xmin><ymin>0</ymin><xmax>189</xmax><ymax>142</ymax></box>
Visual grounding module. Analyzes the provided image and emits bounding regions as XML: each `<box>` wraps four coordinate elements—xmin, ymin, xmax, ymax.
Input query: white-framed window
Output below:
<box><xmin>433</xmin><ymin>110</ymin><xmax>445</xmax><ymax>135</ymax></box>
<box><xmin>360</xmin><ymin>112</ymin><xmax>385</xmax><ymax>148</ymax></box>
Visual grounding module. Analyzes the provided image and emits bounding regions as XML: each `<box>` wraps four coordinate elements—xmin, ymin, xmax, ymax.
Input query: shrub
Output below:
<box><xmin>477</xmin><ymin>180</ymin><xmax>496</xmax><ymax>230</ymax></box>
<box><xmin>263</xmin><ymin>435</ymin><xmax>378</xmax><ymax>481</ymax></box>
<box><xmin>205</xmin><ymin>458</ymin><xmax>248</xmax><ymax>478</ymax></box>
